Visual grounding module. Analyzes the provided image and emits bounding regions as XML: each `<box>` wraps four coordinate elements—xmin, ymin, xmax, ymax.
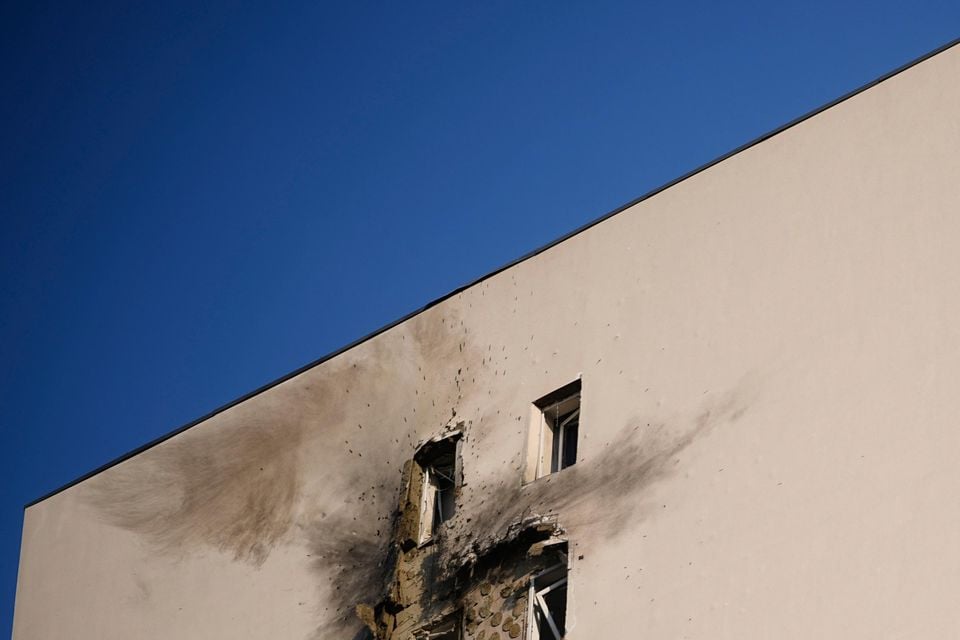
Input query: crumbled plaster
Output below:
<box><xmin>358</xmin><ymin>505</ymin><xmax>564</xmax><ymax>640</ymax></box>
<box><xmin>350</xmin><ymin>380</ymin><xmax>755</xmax><ymax>639</ymax></box>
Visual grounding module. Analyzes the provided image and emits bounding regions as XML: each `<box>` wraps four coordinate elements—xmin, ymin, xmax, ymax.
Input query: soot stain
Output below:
<box><xmin>82</xmin><ymin>416</ymin><xmax>306</xmax><ymax>565</ymax></box>
<box><xmin>76</xmin><ymin>309</ymin><xmax>470</xmax><ymax>639</ymax></box>
<box><xmin>300</xmin><ymin>314</ymin><xmax>479</xmax><ymax>639</ymax></box>
<box><xmin>76</xmin><ymin>304</ymin><xmax>751</xmax><ymax>640</ymax></box>
<box><xmin>301</xmin><ymin>506</ymin><xmax>397</xmax><ymax>639</ymax></box>
<box><xmin>451</xmin><ymin>382</ymin><xmax>755</xmax><ymax>560</ymax></box>
<box><xmin>79</xmin><ymin>354</ymin><xmax>367</xmax><ymax>567</ymax></box>
<box><xmin>304</xmin><ymin>379</ymin><xmax>756</xmax><ymax>638</ymax></box>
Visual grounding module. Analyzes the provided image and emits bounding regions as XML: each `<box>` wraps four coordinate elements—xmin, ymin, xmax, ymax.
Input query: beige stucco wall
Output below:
<box><xmin>14</xmin><ymin>42</ymin><xmax>960</xmax><ymax>639</ymax></box>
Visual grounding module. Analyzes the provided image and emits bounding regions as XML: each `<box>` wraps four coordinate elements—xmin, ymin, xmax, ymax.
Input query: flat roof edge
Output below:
<box><xmin>25</xmin><ymin>34</ymin><xmax>960</xmax><ymax>509</ymax></box>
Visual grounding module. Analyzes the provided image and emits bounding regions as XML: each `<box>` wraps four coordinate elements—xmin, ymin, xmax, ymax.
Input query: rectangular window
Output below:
<box><xmin>525</xmin><ymin>379</ymin><xmax>581</xmax><ymax>482</ymax></box>
<box><xmin>527</xmin><ymin>547</ymin><xmax>568</xmax><ymax>640</ymax></box>
<box><xmin>415</xmin><ymin>434</ymin><xmax>461</xmax><ymax>544</ymax></box>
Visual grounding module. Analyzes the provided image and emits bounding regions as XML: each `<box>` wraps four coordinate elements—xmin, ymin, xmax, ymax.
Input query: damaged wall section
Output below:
<box><xmin>360</xmin><ymin>427</ymin><xmax>570</xmax><ymax>640</ymax></box>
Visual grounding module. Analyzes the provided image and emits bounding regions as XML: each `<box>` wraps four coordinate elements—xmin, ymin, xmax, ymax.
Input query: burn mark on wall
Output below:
<box><xmin>82</xmin><ymin>416</ymin><xmax>306</xmax><ymax>565</ymax></box>
<box><xmin>332</xmin><ymin>381</ymin><xmax>755</xmax><ymax>639</ymax></box>
<box><xmin>449</xmin><ymin>383</ymin><xmax>755</xmax><ymax>564</ymax></box>
<box><xmin>361</xmin><ymin>516</ymin><xmax>566</xmax><ymax>640</ymax></box>
<box><xmin>76</xmin><ymin>310</ymin><xmax>476</xmax><ymax>640</ymax></box>
<box><xmin>77</xmin><ymin>352</ymin><xmax>371</xmax><ymax>566</ymax></box>
<box><xmin>73</xmin><ymin>291</ymin><xmax>754</xmax><ymax>640</ymax></box>
<box><xmin>303</xmin><ymin>425</ymin><xmax>469</xmax><ymax>639</ymax></box>
<box><xmin>302</xmin><ymin>508</ymin><xmax>398</xmax><ymax>639</ymax></box>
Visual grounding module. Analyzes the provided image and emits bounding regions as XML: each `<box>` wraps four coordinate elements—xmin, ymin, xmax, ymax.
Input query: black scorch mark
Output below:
<box><xmin>305</xmin><ymin>379</ymin><xmax>757</xmax><ymax>638</ymax></box>
<box><xmin>301</xmin><ymin>508</ymin><xmax>397</xmax><ymax>640</ymax></box>
<box><xmin>81</xmin><ymin>417</ymin><xmax>305</xmax><ymax>565</ymax></box>
<box><xmin>450</xmin><ymin>382</ymin><xmax>755</xmax><ymax>561</ymax></box>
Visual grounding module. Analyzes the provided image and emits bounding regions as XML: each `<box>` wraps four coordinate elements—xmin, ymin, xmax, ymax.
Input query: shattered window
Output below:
<box><xmin>413</xmin><ymin>611</ymin><xmax>462</xmax><ymax>639</ymax></box>
<box><xmin>529</xmin><ymin>548</ymin><xmax>568</xmax><ymax>640</ymax></box>
<box><xmin>415</xmin><ymin>434</ymin><xmax>461</xmax><ymax>544</ymax></box>
<box><xmin>529</xmin><ymin>379</ymin><xmax>581</xmax><ymax>480</ymax></box>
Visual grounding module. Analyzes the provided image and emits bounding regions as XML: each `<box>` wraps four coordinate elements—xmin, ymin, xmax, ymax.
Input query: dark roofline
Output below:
<box><xmin>26</xmin><ymin>35</ymin><xmax>960</xmax><ymax>509</ymax></box>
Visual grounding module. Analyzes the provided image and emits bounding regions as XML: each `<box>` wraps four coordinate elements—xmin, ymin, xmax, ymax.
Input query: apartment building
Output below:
<box><xmin>13</xmin><ymin>39</ymin><xmax>960</xmax><ymax>639</ymax></box>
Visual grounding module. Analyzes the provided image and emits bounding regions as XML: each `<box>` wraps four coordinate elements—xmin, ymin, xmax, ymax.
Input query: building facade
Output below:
<box><xmin>13</xmin><ymin>40</ymin><xmax>960</xmax><ymax>639</ymax></box>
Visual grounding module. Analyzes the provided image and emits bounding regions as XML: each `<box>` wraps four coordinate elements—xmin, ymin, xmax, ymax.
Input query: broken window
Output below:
<box><xmin>415</xmin><ymin>433</ymin><xmax>461</xmax><ymax>544</ymax></box>
<box><xmin>528</xmin><ymin>546</ymin><xmax>568</xmax><ymax>640</ymax></box>
<box><xmin>526</xmin><ymin>379</ymin><xmax>581</xmax><ymax>481</ymax></box>
<box><xmin>413</xmin><ymin>610</ymin><xmax>462</xmax><ymax>639</ymax></box>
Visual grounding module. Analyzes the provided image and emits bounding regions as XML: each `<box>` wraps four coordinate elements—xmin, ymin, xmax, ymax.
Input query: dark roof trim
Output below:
<box><xmin>26</xmin><ymin>35</ymin><xmax>960</xmax><ymax>509</ymax></box>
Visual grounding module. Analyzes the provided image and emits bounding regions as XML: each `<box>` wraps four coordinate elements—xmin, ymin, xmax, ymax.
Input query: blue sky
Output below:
<box><xmin>2</xmin><ymin>1</ymin><xmax>958</xmax><ymax>634</ymax></box>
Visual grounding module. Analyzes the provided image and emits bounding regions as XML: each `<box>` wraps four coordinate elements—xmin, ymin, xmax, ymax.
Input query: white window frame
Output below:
<box><xmin>526</xmin><ymin>555</ymin><xmax>569</xmax><ymax>640</ymax></box>
<box><xmin>526</xmin><ymin>379</ymin><xmax>582</xmax><ymax>483</ymax></box>
<box><xmin>415</xmin><ymin>432</ymin><xmax>461</xmax><ymax>545</ymax></box>
<box><xmin>418</xmin><ymin>467</ymin><xmax>439</xmax><ymax>544</ymax></box>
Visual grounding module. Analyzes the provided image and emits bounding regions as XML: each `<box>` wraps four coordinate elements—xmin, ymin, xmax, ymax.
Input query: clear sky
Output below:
<box><xmin>2</xmin><ymin>1</ymin><xmax>959</xmax><ymax>634</ymax></box>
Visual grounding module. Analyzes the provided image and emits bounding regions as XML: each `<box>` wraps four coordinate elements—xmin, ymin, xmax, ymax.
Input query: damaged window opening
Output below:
<box><xmin>413</xmin><ymin>611</ymin><xmax>462</xmax><ymax>639</ymax></box>
<box><xmin>527</xmin><ymin>379</ymin><xmax>581</xmax><ymax>481</ymax></box>
<box><xmin>361</xmin><ymin>509</ymin><xmax>567</xmax><ymax>640</ymax></box>
<box><xmin>415</xmin><ymin>434</ymin><xmax>461</xmax><ymax>544</ymax></box>
<box><xmin>528</xmin><ymin>546</ymin><xmax>569</xmax><ymax>640</ymax></box>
